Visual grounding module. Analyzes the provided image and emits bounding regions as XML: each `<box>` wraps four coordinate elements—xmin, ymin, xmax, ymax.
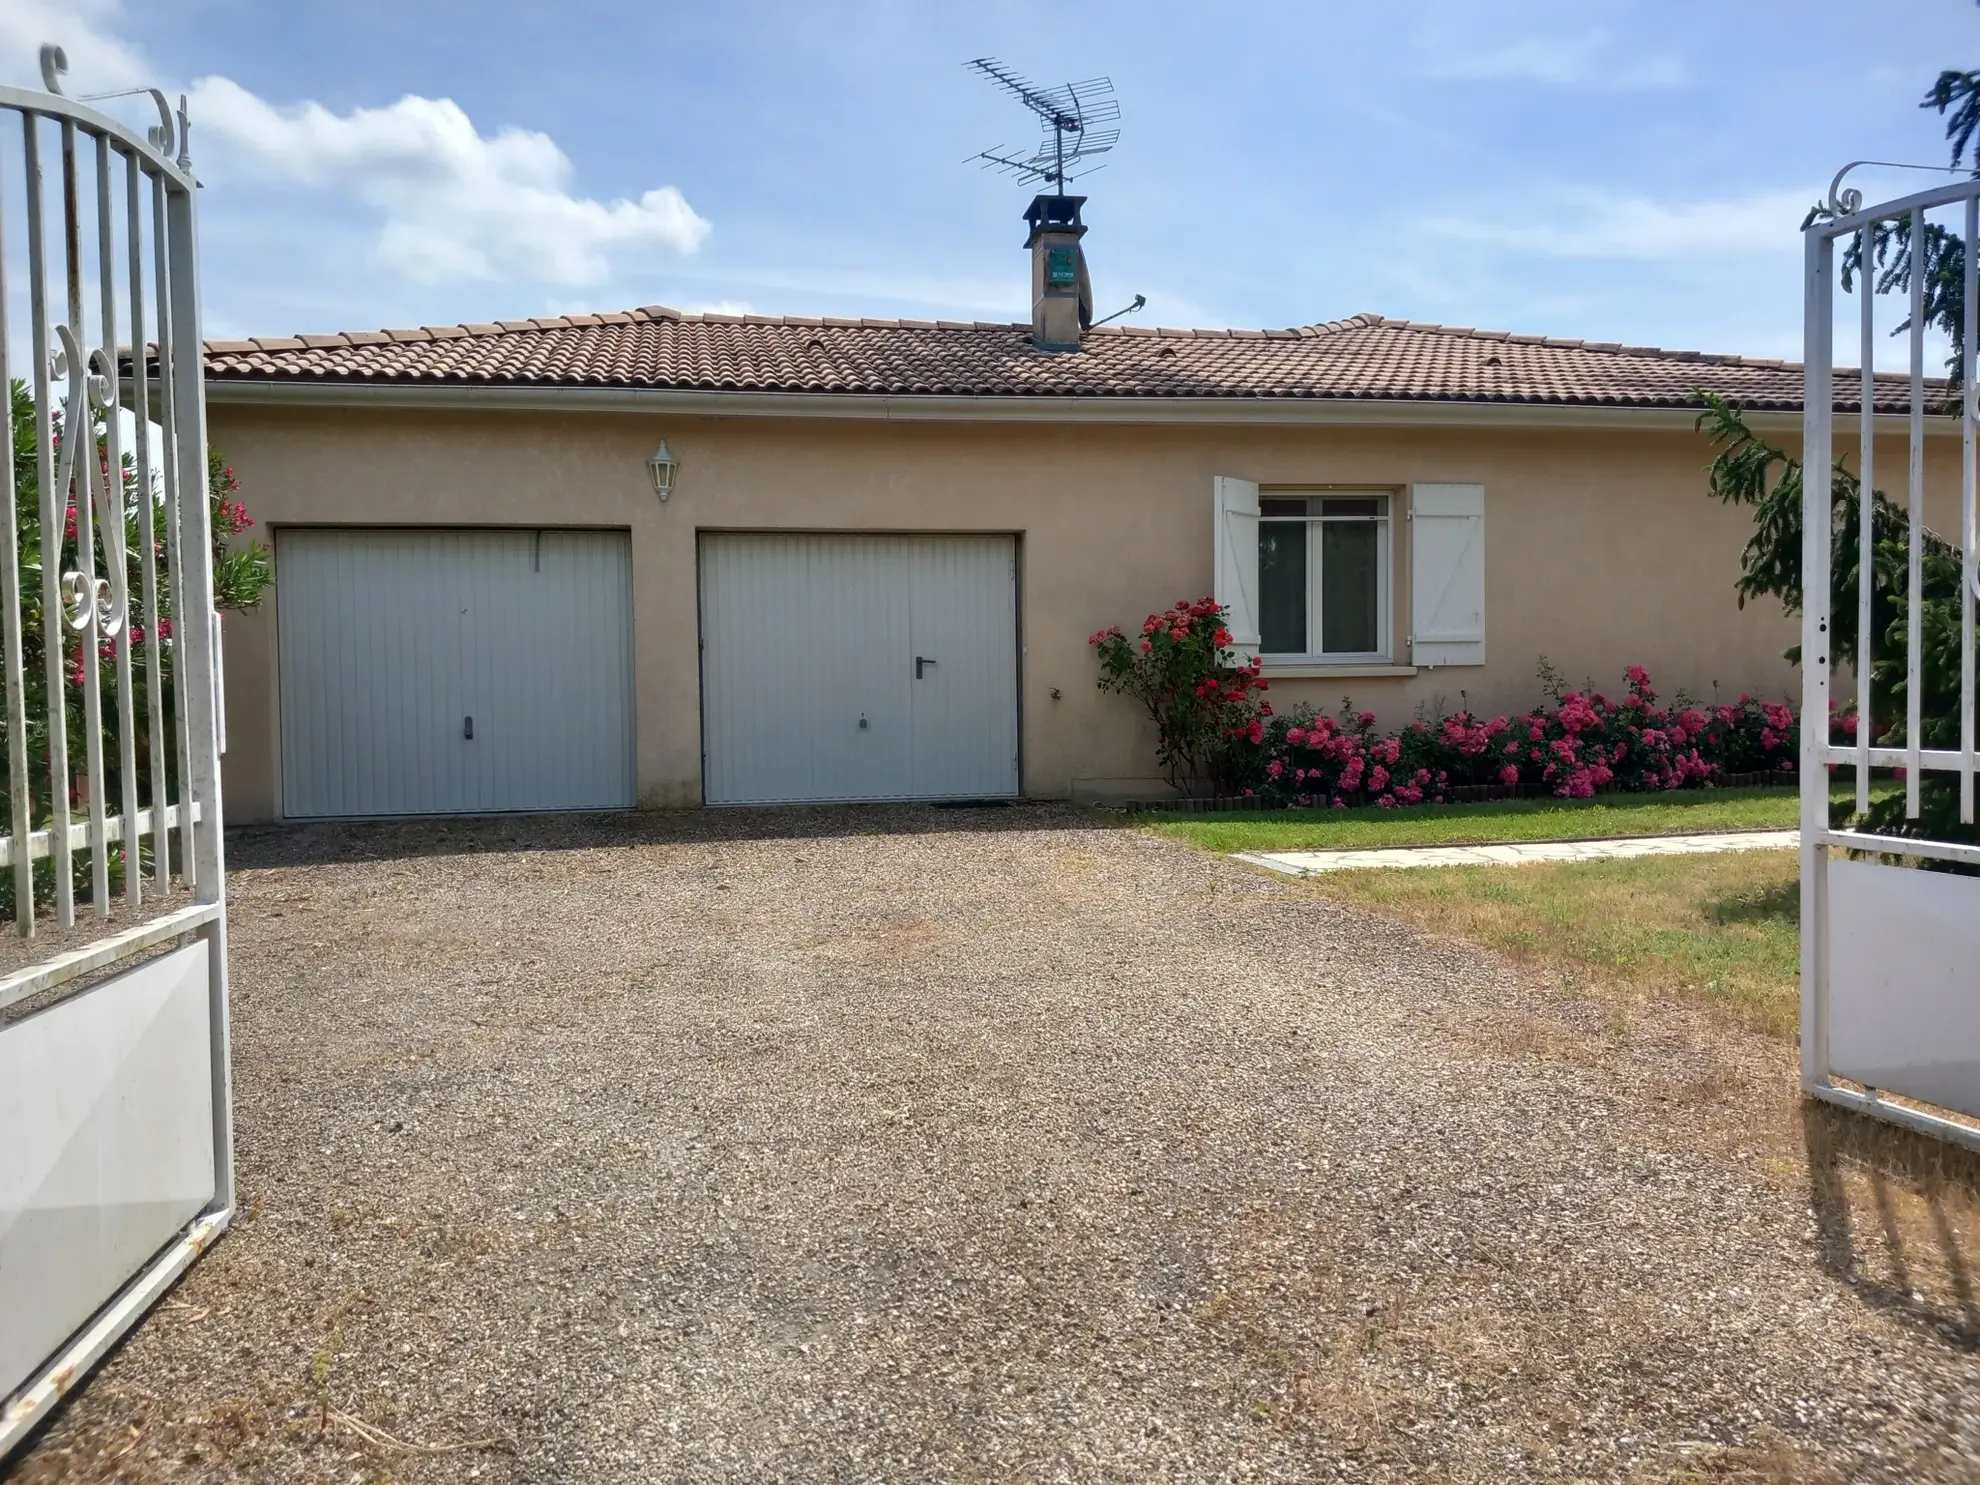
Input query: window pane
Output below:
<box><xmin>1258</xmin><ymin>521</ymin><xmax>1307</xmax><ymax>654</ymax></box>
<box><xmin>1259</xmin><ymin>497</ymin><xmax>1309</xmax><ymax>518</ymax></box>
<box><xmin>1320</xmin><ymin>496</ymin><xmax>1382</xmax><ymax>518</ymax></box>
<box><xmin>1320</xmin><ymin>521</ymin><xmax>1379</xmax><ymax>654</ymax></box>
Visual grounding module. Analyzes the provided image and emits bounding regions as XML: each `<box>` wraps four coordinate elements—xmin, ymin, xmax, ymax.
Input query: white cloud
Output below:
<box><xmin>188</xmin><ymin>78</ymin><xmax>708</xmax><ymax>286</ymax></box>
<box><xmin>0</xmin><ymin>0</ymin><xmax>148</xmax><ymax>94</ymax></box>
<box><xmin>662</xmin><ymin>262</ymin><xmax>1022</xmax><ymax>318</ymax></box>
<box><xmin>1421</xmin><ymin>188</ymin><xmax>1815</xmax><ymax>261</ymax></box>
<box><xmin>3</xmin><ymin>1</ymin><xmax>708</xmax><ymax>290</ymax></box>
<box><xmin>1421</xmin><ymin>28</ymin><xmax>1684</xmax><ymax>90</ymax></box>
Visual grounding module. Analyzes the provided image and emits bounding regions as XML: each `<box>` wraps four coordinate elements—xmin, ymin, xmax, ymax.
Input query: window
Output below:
<box><xmin>1257</xmin><ymin>493</ymin><xmax>1391</xmax><ymax>660</ymax></box>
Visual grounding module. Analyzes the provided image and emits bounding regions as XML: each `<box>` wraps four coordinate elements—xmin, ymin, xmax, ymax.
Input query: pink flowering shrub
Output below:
<box><xmin>1226</xmin><ymin>665</ymin><xmax>1798</xmax><ymax>809</ymax></box>
<box><xmin>1091</xmin><ymin>597</ymin><xmax>1269</xmax><ymax>796</ymax></box>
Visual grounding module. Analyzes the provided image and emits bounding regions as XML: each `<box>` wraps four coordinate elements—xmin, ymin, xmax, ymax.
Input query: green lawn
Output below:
<box><xmin>1137</xmin><ymin>786</ymin><xmax>1806</xmax><ymax>855</ymax></box>
<box><xmin>1305</xmin><ymin>849</ymin><xmax>1802</xmax><ymax>1038</ymax></box>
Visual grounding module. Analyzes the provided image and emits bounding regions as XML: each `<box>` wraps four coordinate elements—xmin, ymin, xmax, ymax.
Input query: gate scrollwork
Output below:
<box><xmin>48</xmin><ymin>324</ymin><xmax>128</xmax><ymax>640</ymax></box>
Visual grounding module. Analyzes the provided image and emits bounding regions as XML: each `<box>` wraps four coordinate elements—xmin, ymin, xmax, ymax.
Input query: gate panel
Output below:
<box><xmin>0</xmin><ymin>45</ymin><xmax>231</xmax><ymax>1459</ymax></box>
<box><xmin>1802</xmin><ymin>165</ymin><xmax>1980</xmax><ymax>1151</ymax></box>
<box><xmin>1827</xmin><ymin>859</ymin><xmax>1980</xmax><ymax>1120</ymax></box>
<box><xmin>0</xmin><ymin>940</ymin><xmax>214</xmax><ymax>1399</ymax></box>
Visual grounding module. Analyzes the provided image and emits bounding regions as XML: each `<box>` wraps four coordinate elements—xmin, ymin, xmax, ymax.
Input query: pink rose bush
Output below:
<box><xmin>1091</xmin><ymin>597</ymin><xmax>1270</xmax><ymax>797</ymax></box>
<box><xmin>1227</xmin><ymin>666</ymin><xmax>1800</xmax><ymax>809</ymax></box>
<box><xmin>1091</xmin><ymin>598</ymin><xmax>1805</xmax><ymax>808</ymax></box>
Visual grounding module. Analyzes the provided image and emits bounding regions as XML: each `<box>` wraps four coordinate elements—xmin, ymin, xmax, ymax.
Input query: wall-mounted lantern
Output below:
<box><xmin>647</xmin><ymin>441</ymin><xmax>677</xmax><ymax>502</ymax></box>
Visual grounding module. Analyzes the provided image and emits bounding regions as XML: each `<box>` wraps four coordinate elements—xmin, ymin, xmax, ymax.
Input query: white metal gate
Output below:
<box><xmin>1801</xmin><ymin>165</ymin><xmax>1980</xmax><ymax>1151</ymax></box>
<box><xmin>0</xmin><ymin>48</ymin><xmax>231</xmax><ymax>1457</ymax></box>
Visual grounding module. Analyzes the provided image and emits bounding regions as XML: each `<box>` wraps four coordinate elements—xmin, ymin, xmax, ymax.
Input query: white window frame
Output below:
<box><xmin>1258</xmin><ymin>490</ymin><xmax>1393</xmax><ymax>664</ymax></box>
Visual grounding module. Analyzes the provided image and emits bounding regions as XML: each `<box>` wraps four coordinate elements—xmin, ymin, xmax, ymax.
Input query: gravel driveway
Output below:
<box><xmin>8</xmin><ymin>804</ymin><xmax>1980</xmax><ymax>1483</ymax></box>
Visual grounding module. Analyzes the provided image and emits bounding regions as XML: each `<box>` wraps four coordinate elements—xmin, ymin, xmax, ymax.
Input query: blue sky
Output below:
<box><xmin>5</xmin><ymin>0</ymin><xmax>1978</xmax><ymax>356</ymax></box>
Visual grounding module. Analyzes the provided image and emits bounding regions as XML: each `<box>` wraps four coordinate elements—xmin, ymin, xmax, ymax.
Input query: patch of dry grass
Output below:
<box><xmin>801</xmin><ymin>913</ymin><xmax>945</xmax><ymax>957</ymax></box>
<box><xmin>1301</xmin><ymin>849</ymin><xmax>1801</xmax><ymax>1038</ymax></box>
<box><xmin>1305</xmin><ymin>848</ymin><xmax>1980</xmax><ymax>1355</ymax></box>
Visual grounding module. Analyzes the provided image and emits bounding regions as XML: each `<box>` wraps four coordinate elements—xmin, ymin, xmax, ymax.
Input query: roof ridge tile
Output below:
<box><xmin>199</xmin><ymin>301</ymin><xmax>1895</xmax><ymax>412</ymax></box>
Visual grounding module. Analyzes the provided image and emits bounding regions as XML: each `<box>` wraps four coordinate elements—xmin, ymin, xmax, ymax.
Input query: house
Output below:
<box><xmin>200</xmin><ymin>198</ymin><xmax>1955</xmax><ymax>821</ymax></box>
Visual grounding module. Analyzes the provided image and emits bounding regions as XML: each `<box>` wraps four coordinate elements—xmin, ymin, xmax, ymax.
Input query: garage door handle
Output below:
<box><xmin>463</xmin><ymin>715</ymin><xmax>474</xmax><ymax>740</ymax></box>
<box><xmin>915</xmin><ymin>656</ymin><xmax>937</xmax><ymax>678</ymax></box>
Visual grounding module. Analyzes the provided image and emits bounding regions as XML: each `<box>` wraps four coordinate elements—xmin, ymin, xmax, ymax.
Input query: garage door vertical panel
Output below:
<box><xmin>699</xmin><ymin>533</ymin><xmax>778</xmax><ymax>804</ymax></box>
<box><xmin>525</xmin><ymin>531</ymin><xmax>634</xmax><ymax>810</ymax></box>
<box><xmin>280</xmin><ymin>530</ymin><xmax>462</xmax><ymax>818</ymax></box>
<box><xmin>459</xmin><ymin>531</ymin><xmax>526</xmax><ymax>812</ymax></box>
<box><xmin>456</xmin><ymin>531</ymin><xmax>513</xmax><ymax>812</ymax></box>
<box><xmin>701</xmin><ymin>534</ymin><xmax>913</xmax><ymax>804</ymax></box>
<box><xmin>908</xmin><ymin>536</ymin><xmax>1019</xmax><ymax>798</ymax></box>
<box><xmin>701</xmin><ymin>535</ymin><xmax>814</xmax><ymax>803</ymax></box>
<box><xmin>808</xmin><ymin>536</ymin><xmax>912</xmax><ymax>800</ymax></box>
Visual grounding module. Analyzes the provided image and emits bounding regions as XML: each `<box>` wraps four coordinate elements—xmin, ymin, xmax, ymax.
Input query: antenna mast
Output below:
<box><xmin>964</xmin><ymin>58</ymin><xmax>1120</xmax><ymax>192</ymax></box>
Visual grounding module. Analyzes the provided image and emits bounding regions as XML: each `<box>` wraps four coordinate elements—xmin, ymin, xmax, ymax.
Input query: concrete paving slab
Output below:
<box><xmin>1236</xmin><ymin>828</ymin><xmax>1799</xmax><ymax>876</ymax></box>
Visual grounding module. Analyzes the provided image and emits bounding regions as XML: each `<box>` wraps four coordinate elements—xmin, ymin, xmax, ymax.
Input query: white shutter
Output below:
<box><xmin>1409</xmin><ymin>483</ymin><xmax>1485</xmax><ymax>667</ymax></box>
<box><xmin>1213</xmin><ymin>476</ymin><xmax>1261</xmax><ymax>655</ymax></box>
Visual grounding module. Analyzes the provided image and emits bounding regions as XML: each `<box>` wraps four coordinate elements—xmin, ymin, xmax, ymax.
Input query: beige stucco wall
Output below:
<box><xmin>205</xmin><ymin>402</ymin><xmax>1961</xmax><ymax>822</ymax></box>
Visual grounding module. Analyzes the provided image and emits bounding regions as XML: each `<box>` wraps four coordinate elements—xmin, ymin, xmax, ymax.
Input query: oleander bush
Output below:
<box><xmin>0</xmin><ymin>376</ymin><xmax>271</xmax><ymax>913</ymax></box>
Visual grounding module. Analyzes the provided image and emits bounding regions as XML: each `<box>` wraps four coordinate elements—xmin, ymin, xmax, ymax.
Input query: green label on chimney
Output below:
<box><xmin>1046</xmin><ymin>246</ymin><xmax>1078</xmax><ymax>287</ymax></box>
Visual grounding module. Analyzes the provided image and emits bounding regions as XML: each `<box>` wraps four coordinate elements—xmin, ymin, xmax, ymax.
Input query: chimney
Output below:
<box><xmin>1025</xmin><ymin>194</ymin><xmax>1092</xmax><ymax>353</ymax></box>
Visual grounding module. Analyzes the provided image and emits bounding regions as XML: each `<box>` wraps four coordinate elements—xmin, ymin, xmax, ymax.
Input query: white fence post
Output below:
<box><xmin>1800</xmin><ymin>226</ymin><xmax>1834</xmax><ymax>1096</ymax></box>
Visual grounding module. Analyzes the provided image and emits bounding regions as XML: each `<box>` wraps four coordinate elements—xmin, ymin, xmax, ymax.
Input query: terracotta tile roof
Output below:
<box><xmin>198</xmin><ymin>307</ymin><xmax>1920</xmax><ymax>413</ymax></box>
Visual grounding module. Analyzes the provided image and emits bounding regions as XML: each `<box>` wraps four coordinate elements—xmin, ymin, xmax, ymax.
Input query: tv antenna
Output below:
<box><xmin>965</xmin><ymin>58</ymin><xmax>1120</xmax><ymax>193</ymax></box>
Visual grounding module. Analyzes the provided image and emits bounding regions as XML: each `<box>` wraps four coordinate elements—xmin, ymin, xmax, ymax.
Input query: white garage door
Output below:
<box><xmin>700</xmin><ymin>534</ymin><xmax>1019</xmax><ymax>804</ymax></box>
<box><xmin>278</xmin><ymin>529</ymin><xmax>635</xmax><ymax>818</ymax></box>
